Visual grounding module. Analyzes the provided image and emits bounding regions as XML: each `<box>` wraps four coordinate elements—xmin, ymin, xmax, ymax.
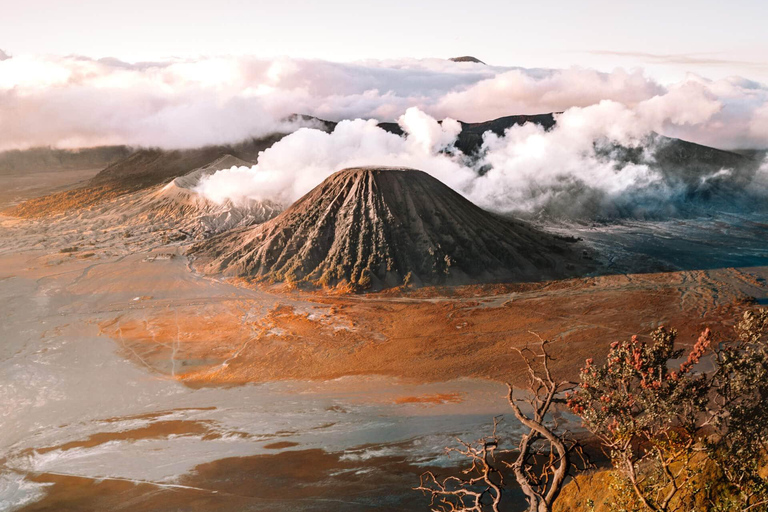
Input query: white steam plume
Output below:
<box><xmin>194</xmin><ymin>108</ymin><xmax>472</xmax><ymax>206</ymax></box>
<box><xmin>196</xmin><ymin>101</ymin><xmax>767</xmax><ymax>220</ymax></box>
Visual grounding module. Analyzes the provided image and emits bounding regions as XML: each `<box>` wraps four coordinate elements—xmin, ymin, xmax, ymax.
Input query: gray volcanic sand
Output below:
<box><xmin>0</xmin><ymin>165</ymin><xmax>519</xmax><ymax>511</ymax></box>
<box><xmin>0</xmin><ymin>241</ymin><xmax>521</xmax><ymax>512</ymax></box>
<box><xmin>2</xmin><ymin>168</ymin><xmax>768</xmax><ymax>511</ymax></box>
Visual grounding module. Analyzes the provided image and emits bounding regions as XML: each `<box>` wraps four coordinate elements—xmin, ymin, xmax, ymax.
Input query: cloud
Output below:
<box><xmin>432</xmin><ymin>67</ymin><xmax>666</xmax><ymax>121</ymax></box>
<box><xmin>750</xmin><ymin>103</ymin><xmax>768</xmax><ymax>144</ymax></box>
<box><xmin>1</xmin><ymin>53</ymin><xmax>767</xmax><ymax>151</ymax></box>
<box><xmin>464</xmin><ymin>103</ymin><xmax>661</xmax><ymax>216</ymax></box>
<box><xmin>194</xmin><ymin>108</ymin><xmax>473</xmax><ymax>206</ymax></box>
<box><xmin>585</xmin><ymin>50</ymin><xmax>768</xmax><ymax>69</ymax></box>
<box><xmin>196</xmin><ymin>105</ymin><xmax>767</xmax><ymax>221</ymax></box>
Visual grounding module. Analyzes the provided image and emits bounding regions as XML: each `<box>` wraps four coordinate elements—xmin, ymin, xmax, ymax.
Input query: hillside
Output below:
<box><xmin>5</xmin><ymin>113</ymin><xmax>756</xmax><ymax>219</ymax></box>
<box><xmin>0</xmin><ymin>146</ymin><xmax>131</xmax><ymax>174</ymax></box>
<box><xmin>4</xmin><ymin>136</ymin><xmax>283</xmax><ymax>218</ymax></box>
<box><xmin>135</xmin><ymin>154</ymin><xmax>283</xmax><ymax>238</ymax></box>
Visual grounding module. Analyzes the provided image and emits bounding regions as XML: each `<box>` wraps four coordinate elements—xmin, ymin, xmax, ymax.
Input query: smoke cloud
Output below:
<box><xmin>194</xmin><ymin>109</ymin><xmax>473</xmax><ymax>206</ymax></box>
<box><xmin>1</xmin><ymin>53</ymin><xmax>768</xmax><ymax>151</ymax></box>
<box><xmin>196</xmin><ymin>101</ymin><xmax>768</xmax><ymax>221</ymax></box>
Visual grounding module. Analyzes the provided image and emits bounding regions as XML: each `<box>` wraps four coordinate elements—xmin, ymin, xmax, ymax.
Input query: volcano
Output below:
<box><xmin>449</xmin><ymin>56</ymin><xmax>486</xmax><ymax>64</ymax></box>
<box><xmin>136</xmin><ymin>154</ymin><xmax>283</xmax><ymax>238</ymax></box>
<box><xmin>191</xmin><ymin>167</ymin><xmax>590</xmax><ymax>289</ymax></box>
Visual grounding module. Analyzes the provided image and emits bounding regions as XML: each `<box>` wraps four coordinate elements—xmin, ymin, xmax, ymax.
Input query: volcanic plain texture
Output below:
<box><xmin>192</xmin><ymin>167</ymin><xmax>589</xmax><ymax>289</ymax></box>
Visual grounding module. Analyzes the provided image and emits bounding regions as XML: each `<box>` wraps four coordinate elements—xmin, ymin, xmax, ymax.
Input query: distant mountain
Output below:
<box><xmin>455</xmin><ymin>114</ymin><xmax>558</xmax><ymax>155</ymax></box>
<box><xmin>352</xmin><ymin>113</ymin><xmax>558</xmax><ymax>155</ymax></box>
<box><xmin>449</xmin><ymin>56</ymin><xmax>486</xmax><ymax>64</ymax></box>
<box><xmin>591</xmin><ymin>133</ymin><xmax>758</xmax><ymax>214</ymax></box>
<box><xmin>5</xmin><ymin>112</ymin><xmax>758</xmax><ymax>219</ymax></box>
<box><xmin>135</xmin><ymin>154</ymin><xmax>283</xmax><ymax>238</ymax></box>
<box><xmin>87</xmin><ymin>136</ymin><xmax>283</xmax><ymax>190</ymax></box>
<box><xmin>191</xmin><ymin>167</ymin><xmax>589</xmax><ymax>290</ymax></box>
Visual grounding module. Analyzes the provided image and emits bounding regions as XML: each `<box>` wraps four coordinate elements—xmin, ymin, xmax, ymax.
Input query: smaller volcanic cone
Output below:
<box><xmin>137</xmin><ymin>155</ymin><xmax>283</xmax><ymax>238</ymax></box>
<box><xmin>191</xmin><ymin>167</ymin><xmax>590</xmax><ymax>289</ymax></box>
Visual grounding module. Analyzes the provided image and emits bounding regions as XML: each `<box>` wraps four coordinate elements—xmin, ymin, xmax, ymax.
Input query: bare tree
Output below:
<box><xmin>415</xmin><ymin>418</ymin><xmax>504</xmax><ymax>512</ymax></box>
<box><xmin>415</xmin><ymin>335</ymin><xmax>587</xmax><ymax>512</ymax></box>
<box><xmin>419</xmin><ymin>311</ymin><xmax>768</xmax><ymax>511</ymax></box>
<box><xmin>505</xmin><ymin>336</ymin><xmax>587</xmax><ymax>512</ymax></box>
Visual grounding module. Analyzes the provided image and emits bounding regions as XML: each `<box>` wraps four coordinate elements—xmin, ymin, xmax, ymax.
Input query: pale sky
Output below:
<box><xmin>3</xmin><ymin>0</ymin><xmax>768</xmax><ymax>83</ymax></box>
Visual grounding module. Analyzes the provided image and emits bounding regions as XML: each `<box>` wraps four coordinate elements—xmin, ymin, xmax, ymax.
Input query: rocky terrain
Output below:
<box><xmin>1</xmin><ymin>152</ymin><xmax>767</xmax><ymax>512</ymax></box>
<box><xmin>192</xmin><ymin>167</ymin><xmax>591</xmax><ymax>289</ymax></box>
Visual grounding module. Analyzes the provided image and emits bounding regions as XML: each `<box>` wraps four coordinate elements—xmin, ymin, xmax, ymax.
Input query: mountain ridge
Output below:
<box><xmin>4</xmin><ymin>113</ymin><xmax>755</xmax><ymax>219</ymax></box>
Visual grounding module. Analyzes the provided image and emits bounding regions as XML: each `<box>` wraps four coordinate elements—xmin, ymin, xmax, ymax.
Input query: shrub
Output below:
<box><xmin>708</xmin><ymin>309</ymin><xmax>768</xmax><ymax>510</ymax></box>
<box><xmin>568</xmin><ymin>310</ymin><xmax>768</xmax><ymax>512</ymax></box>
<box><xmin>567</xmin><ymin>327</ymin><xmax>712</xmax><ymax>512</ymax></box>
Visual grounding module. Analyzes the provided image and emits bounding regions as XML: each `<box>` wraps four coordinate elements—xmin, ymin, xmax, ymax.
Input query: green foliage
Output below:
<box><xmin>605</xmin><ymin>471</ymin><xmax>646</xmax><ymax>512</ymax></box>
<box><xmin>316</xmin><ymin>272</ymin><xmax>332</xmax><ymax>288</ymax></box>
<box><xmin>282</xmin><ymin>269</ymin><xmax>300</xmax><ymax>290</ymax></box>
<box><xmin>567</xmin><ymin>327</ymin><xmax>712</xmax><ymax>511</ymax></box>
<box><xmin>708</xmin><ymin>309</ymin><xmax>768</xmax><ymax>510</ymax></box>
<box><xmin>567</xmin><ymin>310</ymin><xmax>768</xmax><ymax>512</ymax></box>
<box><xmin>357</xmin><ymin>270</ymin><xmax>372</xmax><ymax>290</ymax></box>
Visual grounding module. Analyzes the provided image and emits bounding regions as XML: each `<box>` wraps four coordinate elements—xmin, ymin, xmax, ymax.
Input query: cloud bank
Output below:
<box><xmin>1</xmin><ymin>53</ymin><xmax>768</xmax><ymax>151</ymax></box>
<box><xmin>4</xmin><ymin>52</ymin><xmax>768</xmax><ymax>219</ymax></box>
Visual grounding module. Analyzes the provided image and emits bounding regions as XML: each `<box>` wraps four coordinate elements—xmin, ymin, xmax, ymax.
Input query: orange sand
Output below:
<box><xmin>99</xmin><ymin>268</ymin><xmax>757</xmax><ymax>388</ymax></box>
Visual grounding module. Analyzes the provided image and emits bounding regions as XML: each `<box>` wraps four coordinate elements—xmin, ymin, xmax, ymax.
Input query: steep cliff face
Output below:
<box><xmin>192</xmin><ymin>167</ymin><xmax>590</xmax><ymax>289</ymax></box>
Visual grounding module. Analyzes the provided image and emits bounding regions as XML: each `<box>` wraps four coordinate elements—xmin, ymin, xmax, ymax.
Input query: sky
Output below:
<box><xmin>3</xmin><ymin>0</ymin><xmax>768</xmax><ymax>83</ymax></box>
<box><xmin>1</xmin><ymin>0</ymin><xmax>768</xmax><ymax>153</ymax></box>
